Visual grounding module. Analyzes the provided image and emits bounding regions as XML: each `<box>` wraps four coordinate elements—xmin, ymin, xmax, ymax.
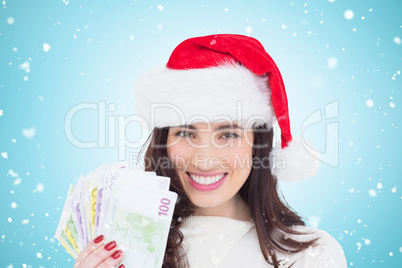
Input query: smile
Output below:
<box><xmin>186</xmin><ymin>172</ymin><xmax>227</xmax><ymax>186</ymax></box>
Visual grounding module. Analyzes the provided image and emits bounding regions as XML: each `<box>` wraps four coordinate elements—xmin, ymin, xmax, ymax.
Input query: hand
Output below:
<box><xmin>74</xmin><ymin>235</ymin><xmax>125</xmax><ymax>268</ymax></box>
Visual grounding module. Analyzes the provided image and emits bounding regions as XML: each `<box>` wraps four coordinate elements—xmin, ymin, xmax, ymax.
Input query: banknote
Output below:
<box><xmin>88</xmin><ymin>171</ymin><xmax>101</xmax><ymax>241</ymax></box>
<box><xmin>103</xmin><ymin>179</ymin><xmax>177</xmax><ymax>267</ymax></box>
<box><xmin>98</xmin><ymin>168</ymin><xmax>164</xmax><ymax>236</ymax></box>
<box><xmin>82</xmin><ymin>173</ymin><xmax>93</xmax><ymax>242</ymax></box>
<box><xmin>55</xmin><ymin>162</ymin><xmax>177</xmax><ymax>267</ymax></box>
<box><xmin>93</xmin><ymin>163</ymin><xmax>112</xmax><ymax>238</ymax></box>
<box><xmin>76</xmin><ymin>175</ymin><xmax>90</xmax><ymax>245</ymax></box>
<box><xmin>68</xmin><ymin>178</ymin><xmax>86</xmax><ymax>248</ymax></box>
<box><xmin>94</xmin><ymin>162</ymin><xmax>131</xmax><ymax>237</ymax></box>
<box><xmin>55</xmin><ymin>184</ymin><xmax>80</xmax><ymax>258</ymax></box>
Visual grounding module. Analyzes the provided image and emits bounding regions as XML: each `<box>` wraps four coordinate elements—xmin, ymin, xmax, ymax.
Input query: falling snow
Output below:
<box><xmin>14</xmin><ymin>178</ymin><xmax>22</xmax><ymax>186</ymax></box>
<box><xmin>327</xmin><ymin>57</ymin><xmax>338</xmax><ymax>69</ymax></box>
<box><xmin>7</xmin><ymin>16</ymin><xmax>14</xmax><ymax>24</ymax></box>
<box><xmin>1</xmin><ymin>2</ymin><xmax>401</xmax><ymax>267</ymax></box>
<box><xmin>8</xmin><ymin>169</ymin><xmax>18</xmax><ymax>177</ymax></box>
<box><xmin>344</xmin><ymin>10</ymin><xmax>354</xmax><ymax>20</ymax></box>
<box><xmin>43</xmin><ymin>43</ymin><xmax>51</xmax><ymax>52</ymax></box>
<box><xmin>19</xmin><ymin>61</ymin><xmax>30</xmax><ymax>72</ymax></box>
<box><xmin>22</xmin><ymin>127</ymin><xmax>36</xmax><ymax>139</ymax></box>
<box><xmin>36</xmin><ymin>183</ymin><xmax>45</xmax><ymax>193</ymax></box>
<box><xmin>365</xmin><ymin>99</ymin><xmax>374</xmax><ymax>107</ymax></box>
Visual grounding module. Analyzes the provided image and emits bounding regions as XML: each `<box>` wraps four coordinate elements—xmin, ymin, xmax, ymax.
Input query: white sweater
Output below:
<box><xmin>179</xmin><ymin>215</ymin><xmax>347</xmax><ymax>268</ymax></box>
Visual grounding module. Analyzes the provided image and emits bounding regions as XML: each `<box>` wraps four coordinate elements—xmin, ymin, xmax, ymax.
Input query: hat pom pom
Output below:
<box><xmin>270</xmin><ymin>136</ymin><xmax>321</xmax><ymax>182</ymax></box>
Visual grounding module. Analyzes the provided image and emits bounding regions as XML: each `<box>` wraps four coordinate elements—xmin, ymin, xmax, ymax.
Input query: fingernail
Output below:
<box><xmin>104</xmin><ymin>241</ymin><xmax>117</xmax><ymax>251</ymax></box>
<box><xmin>94</xmin><ymin>235</ymin><xmax>104</xmax><ymax>244</ymax></box>
<box><xmin>112</xmin><ymin>249</ymin><xmax>123</xmax><ymax>259</ymax></box>
<box><xmin>118</xmin><ymin>264</ymin><xmax>125</xmax><ymax>268</ymax></box>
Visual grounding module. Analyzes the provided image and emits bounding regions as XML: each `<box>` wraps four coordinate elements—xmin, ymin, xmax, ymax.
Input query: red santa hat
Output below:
<box><xmin>134</xmin><ymin>34</ymin><xmax>320</xmax><ymax>182</ymax></box>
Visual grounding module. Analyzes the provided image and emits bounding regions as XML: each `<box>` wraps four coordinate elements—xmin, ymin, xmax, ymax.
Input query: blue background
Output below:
<box><xmin>1</xmin><ymin>0</ymin><xmax>401</xmax><ymax>267</ymax></box>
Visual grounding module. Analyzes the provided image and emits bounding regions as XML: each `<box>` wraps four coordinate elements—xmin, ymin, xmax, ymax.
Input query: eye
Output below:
<box><xmin>176</xmin><ymin>130</ymin><xmax>194</xmax><ymax>138</ymax></box>
<box><xmin>221</xmin><ymin>132</ymin><xmax>239</xmax><ymax>139</ymax></box>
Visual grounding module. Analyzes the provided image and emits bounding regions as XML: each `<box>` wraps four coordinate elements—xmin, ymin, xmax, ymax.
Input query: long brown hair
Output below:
<box><xmin>139</xmin><ymin>124</ymin><xmax>320</xmax><ymax>268</ymax></box>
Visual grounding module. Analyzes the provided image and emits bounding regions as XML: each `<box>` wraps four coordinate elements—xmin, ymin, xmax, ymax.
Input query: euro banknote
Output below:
<box><xmin>55</xmin><ymin>162</ymin><xmax>176</xmax><ymax>268</ymax></box>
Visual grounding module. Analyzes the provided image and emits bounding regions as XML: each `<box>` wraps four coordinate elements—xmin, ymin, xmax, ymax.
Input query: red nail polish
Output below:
<box><xmin>112</xmin><ymin>249</ymin><xmax>123</xmax><ymax>259</ymax></box>
<box><xmin>104</xmin><ymin>241</ymin><xmax>117</xmax><ymax>251</ymax></box>
<box><xmin>94</xmin><ymin>235</ymin><xmax>104</xmax><ymax>244</ymax></box>
<box><xmin>118</xmin><ymin>264</ymin><xmax>125</xmax><ymax>268</ymax></box>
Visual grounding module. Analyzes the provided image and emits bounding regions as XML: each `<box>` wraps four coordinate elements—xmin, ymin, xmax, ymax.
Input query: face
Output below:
<box><xmin>166</xmin><ymin>121</ymin><xmax>254</xmax><ymax>216</ymax></box>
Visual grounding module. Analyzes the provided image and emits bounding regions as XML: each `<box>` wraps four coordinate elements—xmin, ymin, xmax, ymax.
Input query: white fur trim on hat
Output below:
<box><xmin>134</xmin><ymin>62</ymin><xmax>276</xmax><ymax>129</ymax></box>
<box><xmin>270</xmin><ymin>136</ymin><xmax>321</xmax><ymax>182</ymax></box>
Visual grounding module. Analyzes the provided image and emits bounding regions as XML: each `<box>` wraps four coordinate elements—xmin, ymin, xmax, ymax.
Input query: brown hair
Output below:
<box><xmin>139</xmin><ymin>124</ymin><xmax>320</xmax><ymax>268</ymax></box>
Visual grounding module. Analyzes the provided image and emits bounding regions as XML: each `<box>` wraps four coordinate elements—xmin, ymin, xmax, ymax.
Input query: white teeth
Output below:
<box><xmin>189</xmin><ymin>173</ymin><xmax>225</xmax><ymax>185</ymax></box>
<box><xmin>211</xmin><ymin>176</ymin><xmax>216</xmax><ymax>184</ymax></box>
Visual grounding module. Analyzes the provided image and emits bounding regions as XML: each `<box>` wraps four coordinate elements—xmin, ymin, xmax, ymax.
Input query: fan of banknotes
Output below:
<box><xmin>55</xmin><ymin>162</ymin><xmax>178</xmax><ymax>267</ymax></box>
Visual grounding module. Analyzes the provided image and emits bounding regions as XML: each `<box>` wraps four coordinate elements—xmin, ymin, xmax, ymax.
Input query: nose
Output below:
<box><xmin>190</xmin><ymin>144</ymin><xmax>222</xmax><ymax>171</ymax></box>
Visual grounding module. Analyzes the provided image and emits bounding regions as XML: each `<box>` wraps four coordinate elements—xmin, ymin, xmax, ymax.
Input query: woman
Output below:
<box><xmin>74</xmin><ymin>34</ymin><xmax>347</xmax><ymax>267</ymax></box>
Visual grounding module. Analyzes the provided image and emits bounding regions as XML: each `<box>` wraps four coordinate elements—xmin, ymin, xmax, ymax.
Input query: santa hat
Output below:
<box><xmin>134</xmin><ymin>34</ymin><xmax>320</xmax><ymax>182</ymax></box>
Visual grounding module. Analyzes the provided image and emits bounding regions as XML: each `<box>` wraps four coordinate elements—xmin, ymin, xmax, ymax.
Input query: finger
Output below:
<box><xmin>97</xmin><ymin>249</ymin><xmax>124</xmax><ymax>268</ymax></box>
<box><xmin>75</xmin><ymin>235</ymin><xmax>106</xmax><ymax>265</ymax></box>
<box><xmin>77</xmin><ymin>240</ymin><xmax>119</xmax><ymax>267</ymax></box>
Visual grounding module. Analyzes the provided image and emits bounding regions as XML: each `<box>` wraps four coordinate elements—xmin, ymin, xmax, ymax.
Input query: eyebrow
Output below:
<box><xmin>176</xmin><ymin>123</ymin><xmax>244</xmax><ymax>131</ymax></box>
